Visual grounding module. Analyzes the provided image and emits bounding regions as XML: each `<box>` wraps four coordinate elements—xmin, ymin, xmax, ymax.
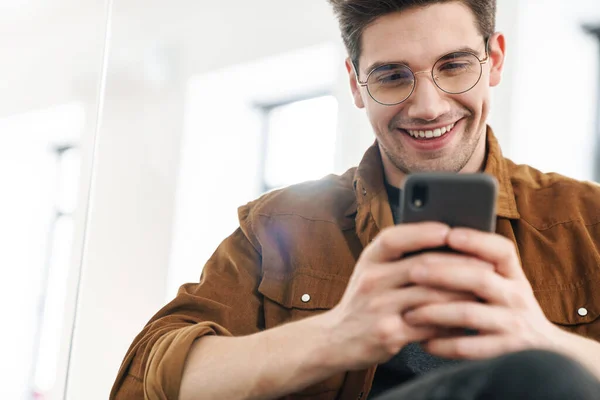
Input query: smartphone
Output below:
<box><xmin>399</xmin><ymin>173</ymin><xmax>497</xmax><ymax>335</ymax></box>
<box><xmin>399</xmin><ymin>172</ymin><xmax>498</xmax><ymax>232</ymax></box>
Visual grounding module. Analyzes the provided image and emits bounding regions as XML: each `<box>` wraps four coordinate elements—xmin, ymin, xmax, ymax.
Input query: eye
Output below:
<box><xmin>435</xmin><ymin>53</ymin><xmax>479</xmax><ymax>76</ymax></box>
<box><xmin>439</xmin><ymin>62</ymin><xmax>470</xmax><ymax>71</ymax></box>
<box><xmin>369</xmin><ymin>65</ymin><xmax>413</xmax><ymax>86</ymax></box>
<box><xmin>378</xmin><ymin>72</ymin><xmax>411</xmax><ymax>84</ymax></box>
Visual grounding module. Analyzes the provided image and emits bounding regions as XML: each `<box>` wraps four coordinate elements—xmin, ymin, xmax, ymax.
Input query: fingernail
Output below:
<box><xmin>440</xmin><ymin>225</ymin><xmax>451</xmax><ymax>238</ymax></box>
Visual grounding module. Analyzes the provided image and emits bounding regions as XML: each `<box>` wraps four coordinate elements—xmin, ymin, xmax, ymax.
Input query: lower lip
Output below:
<box><xmin>398</xmin><ymin>119</ymin><xmax>463</xmax><ymax>151</ymax></box>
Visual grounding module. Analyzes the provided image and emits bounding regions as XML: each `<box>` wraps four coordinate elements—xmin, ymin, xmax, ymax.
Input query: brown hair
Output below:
<box><xmin>328</xmin><ymin>0</ymin><xmax>496</xmax><ymax>66</ymax></box>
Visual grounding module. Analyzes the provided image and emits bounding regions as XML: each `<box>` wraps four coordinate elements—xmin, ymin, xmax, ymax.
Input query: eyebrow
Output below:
<box><xmin>364</xmin><ymin>45</ymin><xmax>483</xmax><ymax>74</ymax></box>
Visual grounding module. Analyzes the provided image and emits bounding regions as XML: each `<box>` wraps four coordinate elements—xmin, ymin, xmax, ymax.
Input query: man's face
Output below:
<box><xmin>347</xmin><ymin>2</ymin><xmax>505</xmax><ymax>183</ymax></box>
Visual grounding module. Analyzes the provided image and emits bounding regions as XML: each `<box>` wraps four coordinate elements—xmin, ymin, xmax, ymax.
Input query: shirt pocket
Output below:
<box><xmin>535</xmin><ymin>277</ymin><xmax>600</xmax><ymax>340</ymax></box>
<box><xmin>257</xmin><ymin>269</ymin><xmax>349</xmax><ymax>399</ymax></box>
<box><xmin>258</xmin><ymin>268</ymin><xmax>349</xmax><ymax>327</ymax></box>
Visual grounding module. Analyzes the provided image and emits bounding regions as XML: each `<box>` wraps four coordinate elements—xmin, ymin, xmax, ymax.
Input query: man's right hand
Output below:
<box><xmin>179</xmin><ymin>222</ymin><xmax>494</xmax><ymax>400</ymax></box>
<box><xmin>320</xmin><ymin>222</ymin><xmax>493</xmax><ymax>371</ymax></box>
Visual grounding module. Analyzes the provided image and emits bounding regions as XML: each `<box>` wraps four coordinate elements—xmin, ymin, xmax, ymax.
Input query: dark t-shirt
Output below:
<box><xmin>367</xmin><ymin>181</ymin><xmax>462</xmax><ymax>399</ymax></box>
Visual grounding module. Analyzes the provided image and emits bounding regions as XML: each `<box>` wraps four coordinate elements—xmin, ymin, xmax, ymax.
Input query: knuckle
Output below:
<box><xmin>357</xmin><ymin>270</ymin><xmax>383</xmax><ymax>295</ymax></box>
<box><xmin>366</xmin><ymin>296</ymin><xmax>386</xmax><ymax>313</ymax></box>
<box><xmin>474</xmin><ymin>258</ymin><xmax>495</xmax><ymax>271</ymax></box>
<box><xmin>509</xmin><ymin>315</ymin><xmax>527</xmax><ymax>332</ymax></box>
<box><xmin>356</xmin><ymin>277</ymin><xmax>375</xmax><ymax>296</ymax></box>
<box><xmin>418</xmin><ymin>253</ymin><xmax>439</xmax><ymax>267</ymax></box>
<box><xmin>461</xmin><ymin>308</ymin><xmax>479</xmax><ymax>327</ymax></box>
<box><xmin>453</xmin><ymin>339</ymin><xmax>471</xmax><ymax>358</ymax></box>
<box><xmin>500</xmin><ymin>238</ymin><xmax>518</xmax><ymax>258</ymax></box>
<box><xmin>385</xmin><ymin>342</ymin><xmax>403</xmax><ymax>356</ymax></box>
<box><xmin>502</xmin><ymin>282</ymin><xmax>530</xmax><ymax>308</ymax></box>
<box><xmin>377</xmin><ymin>231</ymin><xmax>395</xmax><ymax>250</ymax></box>
<box><xmin>478</xmin><ymin>273</ymin><xmax>495</xmax><ymax>294</ymax></box>
<box><xmin>508</xmin><ymin>289</ymin><xmax>527</xmax><ymax>308</ymax></box>
<box><xmin>374</xmin><ymin>318</ymin><xmax>400</xmax><ymax>346</ymax></box>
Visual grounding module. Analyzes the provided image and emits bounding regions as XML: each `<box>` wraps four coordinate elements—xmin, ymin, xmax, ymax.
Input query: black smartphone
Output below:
<box><xmin>399</xmin><ymin>173</ymin><xmax>497</xmax><ymax>335</ymax></box>
<box><xmin>399</xmin><ymin>172</ymin><xmax>498</xmax><ymax>232</ymax></box>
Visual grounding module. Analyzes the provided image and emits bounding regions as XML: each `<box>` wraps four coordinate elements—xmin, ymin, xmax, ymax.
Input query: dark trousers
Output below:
<box><xmin>374</xmin><ymin>350</ymin><xmax>600</xmax><ymax>400</ymax></box>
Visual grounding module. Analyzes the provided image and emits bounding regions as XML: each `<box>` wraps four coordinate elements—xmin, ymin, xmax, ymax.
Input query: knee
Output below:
<box><xmin>496</xmin><ymin>350</ymin><xmax>579</xmax><ymax>376</ymax></box>
<box><xmin>481</xmin><ymin>349</ymin><xmax>598</xmax><ymax>400</ymax></box>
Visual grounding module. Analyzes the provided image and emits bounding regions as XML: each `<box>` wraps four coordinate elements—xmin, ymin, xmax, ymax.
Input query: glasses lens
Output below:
<box><xmin>433</xmin><ymin>52</ymin><xmax>482</xmax><ymax>94</ymax></box>
<box><xmin>366</xmin><ymin>64</ymin><xmax>414</xmax><ymax>105</ymax></box>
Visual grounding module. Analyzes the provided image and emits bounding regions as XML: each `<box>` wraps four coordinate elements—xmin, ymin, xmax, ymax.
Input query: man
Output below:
<box><xmin>111</xmin><ymin>1</ymin><xmax>600</xmax><ymax>399</ymax></box>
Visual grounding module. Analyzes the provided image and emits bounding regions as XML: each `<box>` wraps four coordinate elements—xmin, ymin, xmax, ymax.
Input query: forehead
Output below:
<box><xmin>360</xmin><ymin>2</ymin><xmax>482</xmax><ymax>69</ymax></box>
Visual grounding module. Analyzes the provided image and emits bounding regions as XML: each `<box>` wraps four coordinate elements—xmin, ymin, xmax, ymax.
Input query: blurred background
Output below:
<box><xmin>2</xmin><ymin>0</ymin><xmax>599</xmax><ymax>399</ymax></box>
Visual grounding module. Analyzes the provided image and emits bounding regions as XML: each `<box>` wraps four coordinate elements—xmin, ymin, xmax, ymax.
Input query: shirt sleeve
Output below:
<box><xmin>110</xmin><ymin>204</ymin><xmax>263</xmax><ymax>399</ymax></box>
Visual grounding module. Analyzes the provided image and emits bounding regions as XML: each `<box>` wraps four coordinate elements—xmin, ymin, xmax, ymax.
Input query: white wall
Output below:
<box><xmin>66</xmin><ymin>0</ymin><xmax>600</xmax><ymax>398</ymax></box>
<box><xmin>66</xmin><ymin>70</ymin><xmax>188</xmax><ymax>399</ymax></box>
<box><xmin>0</xmin><ymin>106</ymin><xmax>82</xmax><ymax>400</ymax></box>
<box><xmin>502</xmin><ymin>0</ymin><xmax>600</xmax><ymax>180</ymax></box>
<box><xmin>66</xmin><ymin>2</ymin><xmax>347</xmax><ymax>399</ymax></box>
<box><xmin>0</xmin><ymin>1</ymin><xmax>108</xmax><ymax>399</ymax></box>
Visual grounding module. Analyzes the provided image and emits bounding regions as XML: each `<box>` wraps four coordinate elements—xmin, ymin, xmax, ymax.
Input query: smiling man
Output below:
<box><xmin>348</xmin><ymin>3</ymin><xmax>493</xmax><ymax>183</ymax></box>
<box><xmin>111</xmin><ymin>1</ymin><xmax>600</xmax><ymax>399</ymax></box>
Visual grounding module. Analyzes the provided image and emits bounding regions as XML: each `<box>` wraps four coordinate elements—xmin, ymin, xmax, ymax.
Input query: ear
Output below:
<box><xmin>345</xmin><ymin>58</ymin><xmax>365</xmax><ymax>109</ymax></box>
<box><xmin>488</xmin><ymin>32</ymin><xmax>506</xmax><ymax>87</ymax></box>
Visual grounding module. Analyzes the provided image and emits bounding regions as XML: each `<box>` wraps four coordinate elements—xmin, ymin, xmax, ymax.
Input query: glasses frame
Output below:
<box><xmin>353</xmin><ymin>38</ymin><xmax>490</xmax><ymax>106</ymax></box>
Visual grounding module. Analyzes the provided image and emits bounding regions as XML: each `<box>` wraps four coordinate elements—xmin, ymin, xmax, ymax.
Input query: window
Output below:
<box><xmin>260</xmin><ymin>95</ymin><xmax>339</xmax><ymax>192</ymax></box>
<box><xmin>585</xmin><ymin>25</ymin><xmax>600</xmax><ymax>181</ymax></box>
<box><xmin>0</xmin><ymin>103</ymin><xmax>84</xmax><ymax>400</ymax></box>
<box><xmin>167</xmin><ymin>43</ymin><xmax>340</xmax><ymax>297</ymax></box>
<box><xmin>31</xmin><ymin>145</ymin><xmax>80</xmax><ymax>399</ymax></box>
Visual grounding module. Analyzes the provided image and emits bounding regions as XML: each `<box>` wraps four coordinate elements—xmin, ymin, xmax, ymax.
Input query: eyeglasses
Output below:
<box><xmin>353</xmin><ymin>39</ymin><xmax>490</xmax><ymax>106</ymax></box>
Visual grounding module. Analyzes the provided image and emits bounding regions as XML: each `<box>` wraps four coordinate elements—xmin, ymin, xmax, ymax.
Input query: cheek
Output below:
<box><xmin>365</xmin><ymin>103</ymin><xmax>402</xmax><ymax>131</ymax></box>
<box><xmin>452</xmin><ymin>87</ymin><xmax>488</xmax><ymax>116</ymax></box>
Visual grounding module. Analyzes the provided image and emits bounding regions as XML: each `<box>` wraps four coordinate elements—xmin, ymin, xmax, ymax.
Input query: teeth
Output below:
<box><xmin>406</xmin><ymin>123</ymin><xmax>455</xmax><ymax>139</ymax></box>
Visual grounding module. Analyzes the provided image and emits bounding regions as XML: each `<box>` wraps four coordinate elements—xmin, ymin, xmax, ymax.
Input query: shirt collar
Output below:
<box><xmin>348</xmin><ymin>125</ymin><xmax>520</xmax><ymax>220</ymax></box>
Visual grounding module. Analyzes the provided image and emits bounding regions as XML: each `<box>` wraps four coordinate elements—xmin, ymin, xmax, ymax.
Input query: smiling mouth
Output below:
<box><xmin>403</xmin><ymin>122</ymin><xmax>457</xmax><ymax>140</ymax></box>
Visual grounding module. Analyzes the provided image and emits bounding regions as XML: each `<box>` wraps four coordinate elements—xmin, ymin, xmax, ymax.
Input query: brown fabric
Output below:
<box><xmin>110</xmin><ymin>126</ymin><xmax>600</xmax><ymax>399</ymax></box>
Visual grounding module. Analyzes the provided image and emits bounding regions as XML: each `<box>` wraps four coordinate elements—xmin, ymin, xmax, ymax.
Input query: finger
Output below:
<box><xmin>361</xmin><ymin>222</ymin><xmax>450</xmax><ymax>263</ymax></box>
<box><xmin>380</xmin><ymin>286</ymin><xmax>477</xmax><ymax>313</ymax></box>
<box><xmin>382</xmin><ymin>251</ymin><xmax>494</xmax><ymax>289</ymax></box>
<box><xmin>447</xmin><ymin>228</ymin><xmax>524</xmax><ymax>280</ymax></box>
<box><xmin>403</xmin><ymin>325</ymin><xmax>454</xmax><ymax>345</ymax></box>
<box><xmin>423</xmin><ymin>334</ymin><xmax>528</xmax><ymax>360</ymax></box>
<box><xmin>404</xmin><ymin>302</ymin><xmax>514</xmax><ymax>333</ymax></box>
<box><xmin>407</xmin><ymin>256</ymin><xmax>515</xmax><ymax>305</ymax></box>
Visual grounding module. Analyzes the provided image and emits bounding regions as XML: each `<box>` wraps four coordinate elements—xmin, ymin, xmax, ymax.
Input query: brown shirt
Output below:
<box><xmin>110</xmin><ymin>127</ymin><xmax>600</xmax><ymax>400</ymax></box>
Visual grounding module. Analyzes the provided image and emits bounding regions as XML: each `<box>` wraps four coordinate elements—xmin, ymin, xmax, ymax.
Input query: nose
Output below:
<box><xmin>405</xmin><ymin>72</ymin><xmax>451</xmax><ymax>121</ymax></box>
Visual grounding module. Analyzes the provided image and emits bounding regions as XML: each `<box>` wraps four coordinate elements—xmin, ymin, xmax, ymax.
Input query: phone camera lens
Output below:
<box><xmin>411</xmin><ymin>184</ymin><xmax>428</xmax><ymax>209</ymax></box>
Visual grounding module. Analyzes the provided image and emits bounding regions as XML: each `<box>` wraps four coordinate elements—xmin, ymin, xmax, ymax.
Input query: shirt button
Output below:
<box><xmin>578</xmin><ymin>308</ymin><xmax>588</xmax><ymax>317</ymax></box>
<box><xmin>301</xmin><ymin>294</ymin><xmax>311</xmax><ymax>303</ymax></box>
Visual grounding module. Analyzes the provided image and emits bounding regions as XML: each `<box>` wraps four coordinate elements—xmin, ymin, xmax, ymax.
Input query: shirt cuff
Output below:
<box><xmin>144</xmin><ymin>322</ymin><xmax>232</xmax><ymax>399</ymax></box>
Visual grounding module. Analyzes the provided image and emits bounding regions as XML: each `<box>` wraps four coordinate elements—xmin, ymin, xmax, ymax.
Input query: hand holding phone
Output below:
<box><xmin>399</xmin><ymin>173</ymin><xmax>498</xmax><ymax>335</ymax></box>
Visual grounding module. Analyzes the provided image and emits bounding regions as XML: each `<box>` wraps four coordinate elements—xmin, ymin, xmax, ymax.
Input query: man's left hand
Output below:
<box><xmin>403</xmin><ymin>228</ymin><xmax>562</xmax><ymax>360</ymax></box>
